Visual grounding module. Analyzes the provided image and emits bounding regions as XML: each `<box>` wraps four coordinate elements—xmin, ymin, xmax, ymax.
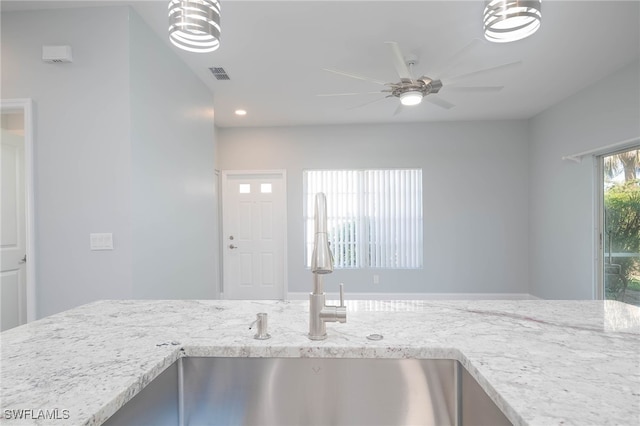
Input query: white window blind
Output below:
<box><xmin>304</xmin><ymin>169</ymin><xmax>423</xmax><ymax>269</ymax></box>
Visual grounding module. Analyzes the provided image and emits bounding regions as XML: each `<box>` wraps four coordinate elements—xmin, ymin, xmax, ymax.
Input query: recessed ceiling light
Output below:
<box><xmin>235</xmin><ymin>109</ymin><xmax>247</xmax><ymax>116</ymax></box>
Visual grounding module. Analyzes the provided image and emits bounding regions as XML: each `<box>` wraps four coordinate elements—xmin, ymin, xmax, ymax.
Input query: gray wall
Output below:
<box><xmin>528</xmin><ymin>59</ymin><xmax>640</xmax><ymax>299</ymax></box>
<box><xmin>218</xmin><ymin>120</ymin><xmax>530</xmax><ymax>296</ymax></box>
<box><xmin>1</xmin><ymin>7</ymin><xmax>218</xmax><ymax>317</ymax></box>
<box><xmin>1</xmin><ymin>7</ymin><xmax>134</xmax><ymax>317</ymax></box>
<box><xmin>129</xmin><ymin>12</ymin><xmax>217</xmax><ymax>299</ymax></box>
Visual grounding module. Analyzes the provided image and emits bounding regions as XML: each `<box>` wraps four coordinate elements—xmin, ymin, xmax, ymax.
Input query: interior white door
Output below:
<box><xmin>222</xmin><ymin>171</ymin><xmax>286</xmax><ymax>299</ymax></box>
<box><xmin>1</xmin><ymin>127</ymin><xmax>27</xmax><ymax>331</ymax></box>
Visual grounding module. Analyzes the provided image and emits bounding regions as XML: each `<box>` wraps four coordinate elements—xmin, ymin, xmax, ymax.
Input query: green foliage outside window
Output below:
<box><xmin>604</xmin><ymin>178</ymin><xmax>640</xmax><ymax>299</ymax></box>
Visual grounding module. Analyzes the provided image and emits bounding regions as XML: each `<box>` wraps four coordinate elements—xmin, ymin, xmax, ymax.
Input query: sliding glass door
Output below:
<box><xmin>598</xmin><ymin>146</ymin><xmax>640</xmax><ymax>305</ymax></box>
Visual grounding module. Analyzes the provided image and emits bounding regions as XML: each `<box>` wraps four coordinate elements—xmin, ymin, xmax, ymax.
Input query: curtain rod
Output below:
<box><xmin>562</xmin><ymin>136</ymin><xmax>640</xmax><ymax>163</ymax></box>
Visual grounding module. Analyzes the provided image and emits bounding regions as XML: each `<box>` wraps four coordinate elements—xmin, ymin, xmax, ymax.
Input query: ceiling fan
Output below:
<box><xmin>319</xmin><ymin>40</ymin><xmax>520</xmax><ymax>112</ymax></box>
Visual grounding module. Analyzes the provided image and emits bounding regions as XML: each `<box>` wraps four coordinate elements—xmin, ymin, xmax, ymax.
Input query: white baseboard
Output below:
<box><xmin>287</xmin><ymin>292</ymin><xmax>541</xmax><ymax>300</ymax></box>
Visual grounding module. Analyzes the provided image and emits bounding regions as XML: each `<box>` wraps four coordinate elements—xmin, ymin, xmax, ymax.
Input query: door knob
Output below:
<box><xmin>229</xmin><ymin>244</ymin><xmax>238</xmax><ymax>249</ymax></box>
<box><xmin>18</xmin><ymin>255</ymin><xmax>27</xmax><ymax>264</ymax></box>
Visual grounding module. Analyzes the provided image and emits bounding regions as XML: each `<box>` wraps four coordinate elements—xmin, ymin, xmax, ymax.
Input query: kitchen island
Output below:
<box><xmin>0</xmin><ymin>299</ymin><xmax>638</xmax><ymax>425</ymax></box>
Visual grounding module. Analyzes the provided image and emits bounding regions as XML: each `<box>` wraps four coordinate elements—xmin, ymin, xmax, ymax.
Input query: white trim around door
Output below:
<box><xmin>1</xmin><ymin>98</ymin><xmax>36</xmax><ymax>322</ymax></box>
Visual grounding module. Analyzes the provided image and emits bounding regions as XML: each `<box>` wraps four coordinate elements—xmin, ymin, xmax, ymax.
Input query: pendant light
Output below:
<box><xmin>168</xmin><ymin>0</ymin><xmax>221</xmax><ymax>53</ymax></box>
<box><xmin>483</xmin><ymin>0</ymin><xmax>542</xmax><ymax>43</ymax></box>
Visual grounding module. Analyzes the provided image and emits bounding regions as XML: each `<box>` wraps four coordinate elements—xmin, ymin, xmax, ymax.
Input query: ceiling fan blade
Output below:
<box><xmin>445</xmin><ymin>86</ymin><xmax>504</xmax><ymax>92</ymax></box>
<box><xmin>392</xmin><ymin>104</ymin><xmax>404</xmax><ymax>116</ymax></box>
<box><xmin>322</xmin><ymin>68</ymin><xmax>388</xmax><ymax>86</ymax></box>
<box><xmin>317</xmin><ymin>91</ymin><xmax>383</xmax><ymax>97</ymax></box>
<box><xmin>426</xmin><ymin>96</ymin><xmax>455</xmax><ymax>110</ymax></box>
<box><xmin>385</xmin><ymin>41</ymin><xmax>412</xmax><ymax>81</ymax></box>
<box><xmin>431</xmin><ymin>38</ymin><xmax>481</xmax><ymax>78</ymax></box>
<box><xmin>447</xmin><ymin>61</ymin><xmax>522</xmax><ymax>83</ymax></box>
<box><xmin>347</xmin><ymin>96</ymin><xmax>388</xmax><ymax>110</ymax></box>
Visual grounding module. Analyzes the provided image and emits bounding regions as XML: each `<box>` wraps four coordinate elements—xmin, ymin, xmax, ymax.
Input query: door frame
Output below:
<box><xmin>213</xmin><ymin>169</ymin><xmax>222</xmax><ymax>299</ymax></box>
<box><xmin>595</xmin><ymin>154</ymin><xmax>604</xmax><ymax>300</ymax></box>
<box><xmin>594</xmin><ymin>138</ymin><xmax>640</xmax><ymax>300</ymax></box>
<box><xmin>1</xmin><ymin>98</ymin><xmax>36</xmax><ymax>321</ymax></box>
<box><xmin>220</xmin><ymin>170</ymin><xmax>288</xmax><ymax>299</ymax></box>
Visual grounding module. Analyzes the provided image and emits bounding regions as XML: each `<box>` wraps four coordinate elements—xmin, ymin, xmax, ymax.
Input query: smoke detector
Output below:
<box><xmin>42</xmin><ymin>45</ymin><xmax>73</xmax><ymax>63</ymax></box>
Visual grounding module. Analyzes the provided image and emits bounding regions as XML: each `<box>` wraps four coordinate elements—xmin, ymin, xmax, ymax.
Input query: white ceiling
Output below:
<box><xmin>3</xmin><ymin>1</ymin><xmax>640</xmax><ymax>128</ymax></box>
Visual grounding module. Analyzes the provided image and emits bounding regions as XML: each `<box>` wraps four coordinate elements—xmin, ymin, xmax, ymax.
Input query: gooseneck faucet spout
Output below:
<box><xmin>311</xmin><ymin>192</ymin><xmax>333</xmax><ymax>277</ymax></box>
<box><xmin>309</xmin><ymin>193</ymin><xmax>347</xmax><ymax>340</ymax></box>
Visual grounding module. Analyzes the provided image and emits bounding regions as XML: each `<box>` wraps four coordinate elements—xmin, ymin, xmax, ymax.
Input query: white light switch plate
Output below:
<box><xmin>90</xmin><ymin>233</ymin><xmax>113</xmax><ymax>250</ymax></box>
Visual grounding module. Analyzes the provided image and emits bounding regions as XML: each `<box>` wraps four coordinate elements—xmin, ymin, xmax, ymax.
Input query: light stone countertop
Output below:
<box><xmin>0</xmin><ymin>299</ymin><xmax>639</xmax><ymax>426</ymax></box>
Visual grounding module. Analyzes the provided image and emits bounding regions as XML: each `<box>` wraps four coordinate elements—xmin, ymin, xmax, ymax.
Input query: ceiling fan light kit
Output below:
<box><xmin>392</xmin><ymin>77</ymin><xmax>442</xmax><ymax>107</ymax></box>
<box><xmin>168</xmin><ymin>0</ymin><xmax>221</xmax><ymax>53</ymax></box>
<box><xmin>483</xmin><ymin>0</ymin><xmax>542</xmax><ymax>43</ymax></box>
<box><xmin>400</xmin><ymin>91</ymin><xmax>423</xmax><ymax>106</ymax></box>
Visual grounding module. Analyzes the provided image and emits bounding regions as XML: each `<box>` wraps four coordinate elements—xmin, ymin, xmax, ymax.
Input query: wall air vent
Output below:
<box><xmin>209</xmin><ymin>67</ymin><xmax>230</xmax><ymax>80</ymax></box>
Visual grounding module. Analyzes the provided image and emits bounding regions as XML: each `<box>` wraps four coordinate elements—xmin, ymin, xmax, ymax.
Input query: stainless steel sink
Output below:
<box><xmin>104</xmin><ymin>357</ymin><xmax>511</xmax><ymax>426</ymax></box>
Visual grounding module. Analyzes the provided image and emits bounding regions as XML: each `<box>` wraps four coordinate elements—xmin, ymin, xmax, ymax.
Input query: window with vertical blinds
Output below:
<box><xmin>304</xmin><ymin>169</ymin><xmax>423</xmax><ymax>269</ymax></box>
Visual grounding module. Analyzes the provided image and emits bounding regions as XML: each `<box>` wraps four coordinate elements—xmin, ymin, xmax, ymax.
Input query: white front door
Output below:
<box><xmin>222</xmin><ymin>171</ymin><xmax>286</xmax><ymax>299</ymax></box>
<box><xmin>1</xmin><ymin>126</ymin><xmax>27</xmax><ymax>331</ymax></box>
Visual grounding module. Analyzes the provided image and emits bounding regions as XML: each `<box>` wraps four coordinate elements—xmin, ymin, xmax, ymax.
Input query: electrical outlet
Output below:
<box><xmin>373</xmin><ymin>274</ymin><xmax>380</xmax><ymax>284</ymax></box>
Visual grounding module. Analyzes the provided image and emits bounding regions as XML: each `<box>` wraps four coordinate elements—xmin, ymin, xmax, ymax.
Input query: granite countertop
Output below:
<box><xmin>0</xmin><ymin>299</ymin><xmax>639</xmax><ymax>426</ymax></box>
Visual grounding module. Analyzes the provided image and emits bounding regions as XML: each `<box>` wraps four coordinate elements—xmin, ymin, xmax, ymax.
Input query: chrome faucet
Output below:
<box><xmin>309</xmin><ymin>193</ymin><xmax>346</xmax><ymax>340</ymax></box>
